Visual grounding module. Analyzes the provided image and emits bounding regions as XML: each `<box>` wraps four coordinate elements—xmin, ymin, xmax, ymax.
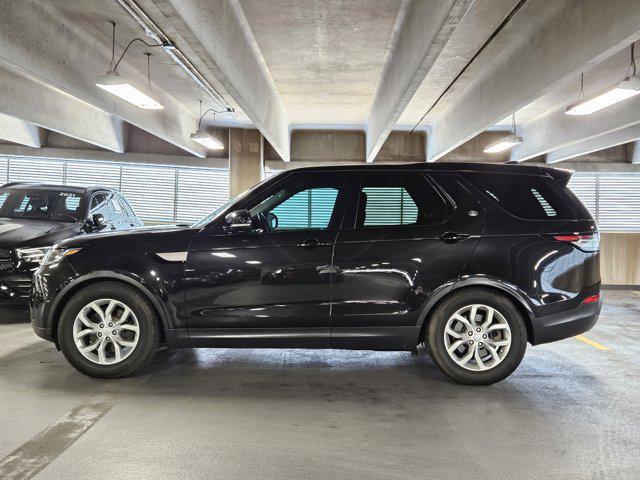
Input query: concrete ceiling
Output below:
<box><xmin>0</xmin><ymin>0</ymin><xmax>640</xmax><ymax>167</ymax></box>
<box><xmin>239</xmin><ymin>0</ymin><xmax>402</xmax><ymax>125</ymax></box>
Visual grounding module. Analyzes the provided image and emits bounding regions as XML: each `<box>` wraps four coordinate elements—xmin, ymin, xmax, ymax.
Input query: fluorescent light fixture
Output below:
<box><xmin>565</xmin><ymin>76</ymin><xmax>640</xmax><ymax>115</ymax></box>
<box><xmin>190</xmin><ymin>129</ymin><xmax>224</xmax><ymax>150</ymax></box>
<box><xmin>483</xmin><ymin>133</ymin><xmax>523</xmax><ymax>153</ymax></box>
<box><xmin>96</xmin><ymin>70</ymin><xmax>163</xmax><ymax>110</ymax></box>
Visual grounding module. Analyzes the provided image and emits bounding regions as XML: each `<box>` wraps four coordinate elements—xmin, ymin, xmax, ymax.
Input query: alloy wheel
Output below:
<box><xmin>443</xmin><ymin>304</ymin><xmax>512</xmax><ymax>371</ymax></box>
<box><xmin>72</xmin><ymin>299</ymin><xmax>140</xmax><ymax>365</ymax></box>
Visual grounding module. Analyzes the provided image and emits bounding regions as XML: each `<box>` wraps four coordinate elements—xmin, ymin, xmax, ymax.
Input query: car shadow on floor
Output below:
<box><xmin>0</xmin><ymin>337</ymin><xmax>609</xmax><ymax>413</ymax></box>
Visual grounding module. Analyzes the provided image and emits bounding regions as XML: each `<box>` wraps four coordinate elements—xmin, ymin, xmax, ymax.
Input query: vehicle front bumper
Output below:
<box><xmin>30</xmin><ymin>271</ymin><xmax>54</xmax><ymax>341</ymax></box>
<box><xmin>0</xmin><ymin>271</ymin><xmax>32</xmax><ymax>320</ymax></box>
<box><xmin>30</xmin><ymin>259</ymin><xmax>78</xmax><ymax>344</ymax></box>
<box><xmin>530</xmin><ymin>298</ymin><xmax>602</xmax><ymax>345</ymax></box>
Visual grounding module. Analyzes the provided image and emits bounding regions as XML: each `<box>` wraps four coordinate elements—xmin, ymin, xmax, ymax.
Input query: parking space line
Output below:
<box><xmin>574</xmin><ymin>335</ymin><xmax>610</xmax><ymax>351</ymax></box>
<box><xmin>0</xmin><ymin>376</ymin><xmax>148</xmax><ymax>479</ymax></box>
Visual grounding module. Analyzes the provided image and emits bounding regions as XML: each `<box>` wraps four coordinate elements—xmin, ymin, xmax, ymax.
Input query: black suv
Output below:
<box><xmin>30</xmin><ymin>164</ymin><xmax>601</xmax><ymax>385</ymax></box>
<box><xmin>0</xmin><ymin>183</ymin><xmax>142</xmax><ymax>319</ymax></box>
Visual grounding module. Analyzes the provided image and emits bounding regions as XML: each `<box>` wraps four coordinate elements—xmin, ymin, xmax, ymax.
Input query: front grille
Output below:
<box><xmin>0</xmin><ymin>249</ymin><xmax>13</xmax><ymax>272</ymax></box>
<box><xmin>3</xmin><ymin>277</ymin><xmax>32</xmax><ymax>298</ymax></box>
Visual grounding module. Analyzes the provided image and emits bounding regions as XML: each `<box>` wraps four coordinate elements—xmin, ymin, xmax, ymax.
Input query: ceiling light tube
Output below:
<box><xmin>96</xmin><ymin>70</ymin><xmax>163</xmax><ymax>110</ymax></box>
<box><xmin>190</xmin><ymin>129</ymin><xmax>224</xmax><ymax>150</ymax></box>
<box><xmin>565</xmin><ymin>76</ymin><xmax>640</xmax><ymax>116</ymax></box>
<box><xmin>483</xmin><ymin>133</ymin><xmax>523</xmax><ymax>153</ymax></box>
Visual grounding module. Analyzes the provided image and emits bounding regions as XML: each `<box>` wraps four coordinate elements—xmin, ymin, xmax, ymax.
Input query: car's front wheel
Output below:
<box><xmin>426</xmin><ymin>288</ymin><xmax>527</xmax><ymax>385</ymax></box>
<box><xmin>57</xmin><ymin>282</ymin><xmax>160</xmax><ymax>378</ymax></box>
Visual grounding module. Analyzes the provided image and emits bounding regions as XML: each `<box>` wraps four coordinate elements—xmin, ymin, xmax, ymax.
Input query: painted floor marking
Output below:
<box><xmin>0</xmin><ymin>376</ymin><xmax>148</xmax><ymax>480</ymax></box>
<box><xmin>574</xmin><ymin>335</ymin><xmax>610</xmax><ymax>351</ymax></box>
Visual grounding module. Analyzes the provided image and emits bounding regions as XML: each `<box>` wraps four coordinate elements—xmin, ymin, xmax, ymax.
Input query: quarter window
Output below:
<box><xmin>462</xmin><ymin>173</ymin><xmax>574</xmax><ymax>220</ymax></box>
<box><xmin>90</xmin><ymin>193</ymin><xmax>107</xmax><ymax>213</ymax></box>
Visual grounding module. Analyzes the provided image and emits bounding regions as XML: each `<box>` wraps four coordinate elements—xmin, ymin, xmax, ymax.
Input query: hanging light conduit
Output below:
<box><xmin>113</xmin><ymin>0</ymin><xmax>235</xmax><ymax>117</ymax></box>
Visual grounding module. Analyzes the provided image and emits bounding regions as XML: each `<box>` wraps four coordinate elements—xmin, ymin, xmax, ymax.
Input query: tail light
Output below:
<box><xmin>582</xmin><ymin>293</ymin><xmax>601</xmax><ymax>304</ymax></box>
<box><xmin>552</xmin><ymin>232</ymin><xmax>600</xmax><ymax>252</ymax></box>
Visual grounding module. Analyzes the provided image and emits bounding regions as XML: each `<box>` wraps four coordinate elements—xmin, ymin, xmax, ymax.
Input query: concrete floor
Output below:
<box><xmin>0</xmin><ymin>290</ymin><xmax>638</xmax><ymax>480</ymax></box>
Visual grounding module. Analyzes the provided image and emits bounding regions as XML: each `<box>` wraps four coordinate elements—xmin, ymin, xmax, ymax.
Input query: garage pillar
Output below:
<box><xmin>229</xmin><ymin>128</ymin><xmax>264</xmax><ymax>196</ymax></box>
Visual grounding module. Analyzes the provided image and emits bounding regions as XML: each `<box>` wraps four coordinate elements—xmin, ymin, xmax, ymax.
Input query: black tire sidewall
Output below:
<box><xmin>427</xmin><ymin>289</ymin><xmax>527</xmax><ymax>385</ymax></box>
<box><xmin>58</xmin><ymin>282</ymin><xmax>159</xmax><ymax>378</ymax></box>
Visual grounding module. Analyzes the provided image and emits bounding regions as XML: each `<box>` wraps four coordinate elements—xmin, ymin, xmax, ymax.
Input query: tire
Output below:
<box><xmin>426</xmin><ymin>288</ymin><xmax>527</xmax><ymax>385</ymax></box>
<box><xmin>57</xmin><ymin>282</ymin><xmax>160</xmax><ymax>379</ymax></box>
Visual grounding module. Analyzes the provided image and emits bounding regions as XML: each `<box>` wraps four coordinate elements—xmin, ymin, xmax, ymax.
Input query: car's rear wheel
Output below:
<box><xmin>426</xmin><ymin>288</ymin><xmax>527</xmax><ymax>385</ymax></box>
<box><xmin>58</xmin><ymin>282</ymin><xmax>160</xmax><ymax>378</ymax></box>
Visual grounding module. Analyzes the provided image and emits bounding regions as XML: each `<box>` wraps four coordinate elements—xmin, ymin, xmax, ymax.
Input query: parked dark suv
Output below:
<box><xmin>30</xmin><ymin>163</ymin><xmax>601</xmax><ymax>384</ymax></box>
<box><xmin>0</xmin><ymin>183</ymin><xmax>142</xmax><ymax>319</ymax></box>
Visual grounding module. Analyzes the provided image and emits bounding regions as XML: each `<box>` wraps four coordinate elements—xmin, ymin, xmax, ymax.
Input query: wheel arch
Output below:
<box><xmin>418</xmin><ymin>277</ymin><xmax>536</xmax><ymax>344</ymax></box>
<box><xmin>48</xmin><ymin>271</ymin><xmax>171</xmax><ymax>347</ymax></box>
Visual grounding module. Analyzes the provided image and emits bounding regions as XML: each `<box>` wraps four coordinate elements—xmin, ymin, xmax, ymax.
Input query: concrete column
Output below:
<box><xmin>229</xmin><ymin>128</ymin><xmax>264</xmax><ymax>197</ymax></box>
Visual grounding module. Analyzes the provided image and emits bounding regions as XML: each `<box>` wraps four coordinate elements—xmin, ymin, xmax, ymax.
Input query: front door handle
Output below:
<box><xmin>297</xmin><ymin>238</ymin><xmax>332</xmax><ymax>249</ymax></box>
<box><xmin>436</xmin><ymin>231</ymin><xmax>470</xmax><ymax>243</ymax></box>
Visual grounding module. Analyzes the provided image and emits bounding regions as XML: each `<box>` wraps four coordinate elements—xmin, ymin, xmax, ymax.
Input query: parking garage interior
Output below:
<box><xmin>0</xmin><ymin>0</ymin><xmax>639</xmax><ymax>478</ymax></box>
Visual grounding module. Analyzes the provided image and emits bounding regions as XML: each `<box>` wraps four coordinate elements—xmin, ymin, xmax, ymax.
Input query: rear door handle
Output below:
<box><xmin>296</xmin><ymin>238</ymin><xmax>332</xmax><ymax>249</ymax></box>
<box><xmin>436</xmin><ymin>231</ymin><xmax>470</xmax><ymax>243</ymax></box>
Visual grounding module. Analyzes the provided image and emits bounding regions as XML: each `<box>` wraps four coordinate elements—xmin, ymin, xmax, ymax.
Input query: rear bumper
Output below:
<box><xmin>530</xmin><ymin>299</ymin><xmax>602</xmax><ymax>345</ymax></box>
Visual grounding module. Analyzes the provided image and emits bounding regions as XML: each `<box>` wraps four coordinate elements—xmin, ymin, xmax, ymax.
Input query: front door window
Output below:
<box><xmin>248</xmin><ymin>174</ymin><xmax>345</xmax><ymax>232</ymax></box>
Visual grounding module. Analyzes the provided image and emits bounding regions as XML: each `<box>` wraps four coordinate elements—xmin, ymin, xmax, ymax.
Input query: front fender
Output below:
<box><xmin>47</xmin><ymin>270</ymin><xmax>174</xmax><ymax>337</ymax></box>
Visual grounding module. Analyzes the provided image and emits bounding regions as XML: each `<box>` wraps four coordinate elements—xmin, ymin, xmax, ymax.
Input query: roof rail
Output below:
<box><xmin>0</xmin><ymin>181</ymin><xmax>38</xmax><ymax>188</ymax></box>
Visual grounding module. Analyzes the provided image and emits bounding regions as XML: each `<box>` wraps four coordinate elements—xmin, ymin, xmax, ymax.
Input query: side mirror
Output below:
<box><xmin>86</xmin><ymin>213</ymin><xmax>105</xmax><ymax>232</ymax></box>
<box><xmin>93</xmin><ymin>213</ymin><xmax>105</xmax><ymax>226</ymax></box>
<box><xmin>265</xmin><ymin>212</ymin><xmax>278</xmax><ymax>230</ymax></box>
<box><xmin>225</xmin><ymin>210</ymin><xmax>253</xmax><ymax>232</ymax></box>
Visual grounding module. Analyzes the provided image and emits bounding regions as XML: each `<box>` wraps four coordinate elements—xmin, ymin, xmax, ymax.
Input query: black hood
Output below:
<box><xmin>0</xmin><ymin>218</ymin><xmax>81</xmax><ymax>248</ymax></box>
<box><xmin>60</xmin><ymin>224</ymin><xmax>194</xmax><ymax>249</ymax></box>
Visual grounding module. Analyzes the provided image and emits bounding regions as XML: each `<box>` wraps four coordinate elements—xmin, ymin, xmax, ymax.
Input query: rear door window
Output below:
<box><xmin>462</xmin><ymin>173</ymin><xmax>575</xmax><ymax>220</ymax></box>
<box><xmin>356</xmin><ymin>173</ymin><xmax>449</xmax><ymax>228</ymax></box>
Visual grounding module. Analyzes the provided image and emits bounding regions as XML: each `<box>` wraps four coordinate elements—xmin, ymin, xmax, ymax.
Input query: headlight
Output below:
<box><xmin>41</xmin><ymin>247</ymin><xmax>82</xmax><ymax>266</ymax></box>
<box><xmin>16</xmin><ymin>247</ymin><xmax>52</xmax><ymax>265</ymax></box>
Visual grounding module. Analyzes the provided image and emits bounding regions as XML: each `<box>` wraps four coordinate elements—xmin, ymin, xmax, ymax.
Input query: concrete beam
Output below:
<box><xmin>138</xmin><ymin>0</ymin><xmax>290</xmax><ymax>161</ymax></box>
<box><xmin>0</xmin><ymin>113</ymin><xmax>45</xmax><ymax>148</ymax></box>
<box><xmin>365</xmin><ymin>0</ymin><xmax>472</xmax><ymax>163</ymax></box>
<box><xmin>440</xmin><ymin>131</ymin><xmax>511</xmax><ymax>164</ymax></box>
<box><xmin>628</xmin><ymin>141</ymin><xmax>640</xmax><ymax>164</ymax></box>
<box><xmin>428</xmin><ymin>0</ymin><xmax>640</xmax><ymax>161</ymax></box>
<box><xmin>0</xmin><ymin>144</ymin><xmax>228</xmax><ymax>169</ymax></box>
<box><xmin>511</xmin><ymin>94</ymin><xmax>640</xmax><ymax>162</ymax></box>
<box><xmin>291</xmin><ymin>131</ymin><xmax>365</xmax><ymax>163</ymax></box>
<box><xmin>556</xmin><ymin>160</ymin><xmax>640</xmax><ymax>172</ymax></box>
<box><xmin>0</xmin><ymin>64</ymin><xmax>126</xmax><ymax>152</ymax></box>
<box><xmin>0</xmin><ymin>0</ymin><xmax>206</xmax><ymax>157</ymax></box>
<box><xmin>375</xmin><ymin>131</ymin><xmax>426</xmax><ymax>163</ymax></box>
<box><xmin>545</xmin><ymin>124</ymin><xmax>640</xmax><ymax>163</ymax></box>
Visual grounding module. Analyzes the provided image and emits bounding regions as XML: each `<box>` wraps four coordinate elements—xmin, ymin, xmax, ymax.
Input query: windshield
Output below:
<box><xmin>0</xmin><ymin>188</ymin><xmax>83</xmax><ymax>223</ymax></box>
